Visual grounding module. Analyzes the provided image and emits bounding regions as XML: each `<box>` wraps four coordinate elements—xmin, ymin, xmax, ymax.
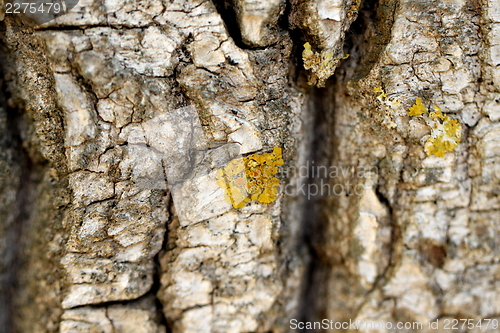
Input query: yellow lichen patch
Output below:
<box><xmin>408</xmin><ymin>98</ymin><xmax>428</xmax><ymax>116</ymax></box>
<box><xmin>408</xmin><ymin>102</ymin><xmax>462</xmax><ymax>157</ymax></box>
<box><xmin>424</xmin><ymin>108</ymin><xmax>462</xmax><ymax>157</ymax></box>
<box><xmin>373</xmin><ymin>86</ymin><xmax>387</xmax><ymax>101</ymax></box>
<box><xmin>373</xmin><ymin>86</ymin><xmax>401</xmax><ymax>107</ymax></box>
<box><xmin>429</xmin><ymin>106</ymin><xmax>443</xmax><ymax>119</ymax></box>
<box><xmin>216</xmin><ymin>147</ymin><xmax>284</xmax><ymax>208</ymax></box>
<box><xmin>347</xmin><ymin>0</ymin><xmax>362</xmax><ymax>19</ymax></box>
<box><xmin>302</xmin><ymin>42</ymin><xmax>347</xmax><ymax>87</ymax></box>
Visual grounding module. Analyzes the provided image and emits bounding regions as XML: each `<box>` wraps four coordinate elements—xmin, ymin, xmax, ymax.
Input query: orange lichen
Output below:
<box><xmin>216</xmin><ymin>147</ymin><xmax>284</xmax><ymax>208</ymax></box>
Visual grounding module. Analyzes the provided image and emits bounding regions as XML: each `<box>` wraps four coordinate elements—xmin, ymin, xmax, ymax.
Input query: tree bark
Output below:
<box><xmin>1</xmin><ymin>0</ymin><xmax>499</xmax><ymax>332</ymax></box>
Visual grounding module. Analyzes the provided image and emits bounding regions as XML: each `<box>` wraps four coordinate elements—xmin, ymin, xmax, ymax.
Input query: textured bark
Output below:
<box><xmin>1</xmin><ymin>0</ymin><xmax>499</xmax><ymax>332</ymax></box>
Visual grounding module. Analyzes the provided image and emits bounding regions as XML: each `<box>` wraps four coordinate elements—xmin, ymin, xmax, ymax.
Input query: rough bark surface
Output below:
<box><xmin>0</xmin><ymin>0</ymin><xmax>499</xmax><ymax>332</ymax></box>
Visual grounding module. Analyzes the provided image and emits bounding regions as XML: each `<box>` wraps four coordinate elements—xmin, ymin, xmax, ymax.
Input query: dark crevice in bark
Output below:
<box><xmin>212</xmin><ymin>0</ymin><xmax>247</xmax><ymax>49</ymax></box>
<box><xmin>296</xmin><ymin>83</ymin><xmax>337</xmax><ymax>332</ymax></box>
<box><xmin>285</xmin><ymin>21</ymin><xmax>316</xmax><ymax>329</ymax></box>
<box><xmin>0</xmin><ymin>63</ymin><xmax>36</xmax><ymax>333</ymax></box>
<box><xmin>212</xmin><ymin>0</ymin><xmax>284</xmax><ymax>50</ymax></box>
<box><xmin>157</xmin><ymin>188</ymin><xmax>181</xmax><ymax>331</ymax></box>
<box><xmin>2</xmin><ymin>18</ymin><xmax>79</xmax><ymax>333</ymax></box>
<box><xmin>152</xmin><ymin>191</ymin><xmax>173</xmax><ymax>333</ymax></box>
<box><xmin>286</xmin><ymin>21</ymin><xmax>307</xmax><ymax>85</ymax></box>
<box><xmin>0</xmin><ymin>61</ymin><xmax>17</xmax><ymax>333</ymax></box>
<box><xmin>285</xmin><ymin>1</ymin><xmax>338</xmax><ymax>327</ymax></box>
<box><xmin>344</xmin><ymin>0</ymin><xmax>399</xmax><ymax>81</ymax></box>
<box><xmin>293</xmin><ymin>0</ymin><xmax>400</xmax><ymax>328</ymax></box>
<box><xmin>364</xmin><ymin>186</ymin><xmax>399</xmax><ymax>292</ymax></box>
<box><xmin>1</xmin><ymin>16</ymin><xmax>67</xmax><ymax>174</ymax></box>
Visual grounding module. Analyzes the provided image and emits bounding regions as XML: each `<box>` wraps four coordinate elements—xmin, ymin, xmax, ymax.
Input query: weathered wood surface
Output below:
<box><xmin>1</xmin><ymin>0</ymin><xmax>500</xmax><ymax>332</ymax></box>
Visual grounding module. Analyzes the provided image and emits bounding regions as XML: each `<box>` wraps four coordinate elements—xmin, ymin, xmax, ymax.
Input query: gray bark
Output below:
<box><xmin>1</xmin><ymin>0</ymin><xmax>500</xmax><ymax>332</ymax></box>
